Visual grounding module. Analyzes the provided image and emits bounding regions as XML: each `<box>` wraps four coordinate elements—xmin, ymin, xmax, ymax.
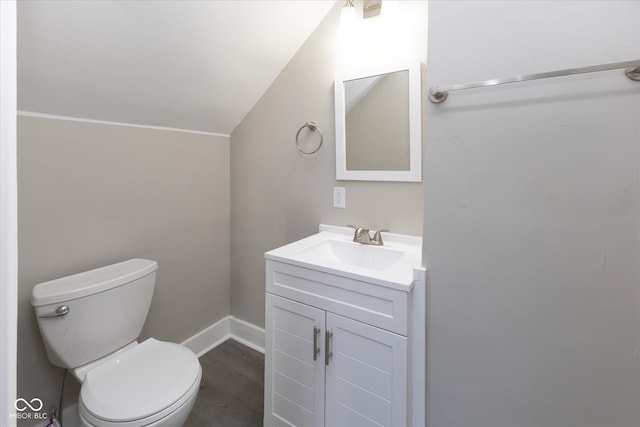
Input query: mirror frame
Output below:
<box><xmin>335</xmin><ymin>59</ymin><xmax>422</xmax><ymax>182</ymax></box>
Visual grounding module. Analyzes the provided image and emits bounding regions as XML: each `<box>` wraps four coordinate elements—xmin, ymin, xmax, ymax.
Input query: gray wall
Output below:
<box><xmin>424</xmin><ymin>2</ymin><xmax>640</xmax><ymax>427</ymax></box>
<box><xmin>229</xmin><ymin>2</ymin><xmax>428</xmax><ymax>328</ymax></box>
<box><xmin>17</xmin><ymin>115</ymin><xmax>230</xmax><ymax>417</ymax></box>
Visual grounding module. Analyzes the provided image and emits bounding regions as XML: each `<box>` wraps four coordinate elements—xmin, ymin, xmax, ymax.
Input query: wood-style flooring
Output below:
<box><xmin>184</xmin><ymin>339</ymin><xmax>265</xmax><ymax>427</ymax></box>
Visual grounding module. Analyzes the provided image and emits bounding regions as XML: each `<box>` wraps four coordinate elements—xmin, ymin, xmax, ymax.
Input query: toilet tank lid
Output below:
<box><xmin>31</xmin><ymin>259</ymin><xmax>158</xmax><ymax>307</ymax></box>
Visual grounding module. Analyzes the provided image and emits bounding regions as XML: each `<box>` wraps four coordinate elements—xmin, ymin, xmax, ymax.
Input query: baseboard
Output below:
<box><xmin>181</xmin><ymin>315</ymin><xmax>265</xmax><ymax>357</ymax></box>
<box><xmin>181</xmin><ymin>316</ymin><xmax>231</xmax><ymax>357</ymax></box>
<box><xmin>229</xmin><ymin>316</ymin><xmax>265</xmax><ymax>354</ymax></box>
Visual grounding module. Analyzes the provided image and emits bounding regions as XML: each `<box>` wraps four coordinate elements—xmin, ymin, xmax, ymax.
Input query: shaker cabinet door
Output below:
<box><xmin>265</xmin><ymin>293</ymin><xmax>326</xmax><ymax>427</ymax></box>
<box><xmin>325</xmin><ymin>313</ymin><xmax>407</xmax><ymax>427</ymax></box>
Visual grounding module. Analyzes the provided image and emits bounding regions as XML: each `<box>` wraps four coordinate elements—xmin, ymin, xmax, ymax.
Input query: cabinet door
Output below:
<box><xmin>325</xmin><ymin>313</ymin><xmax>407</xmax><ymax>427</ymax></box>
<box><xmin>265</xmin><ymin>293</ymin><xmax>326</xmax><ymax>427</ymax></box>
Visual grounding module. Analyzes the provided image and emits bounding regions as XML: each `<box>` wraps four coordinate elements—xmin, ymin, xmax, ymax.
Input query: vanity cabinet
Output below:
<box><xmin>264</xmin><ymin>260</ymin><xmax>412</xmax><ymax>427</ymax></box>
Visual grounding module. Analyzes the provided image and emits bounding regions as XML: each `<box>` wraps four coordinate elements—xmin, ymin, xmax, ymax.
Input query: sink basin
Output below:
<box><xmin>298</xmin><ymin>239</ymin><xmax>404</xmax><ymax>271</ymax></box>
<box><xmin>265</xmin><ymin>224</ymin><xmax>422</xmax><ymax>289</ymax></box>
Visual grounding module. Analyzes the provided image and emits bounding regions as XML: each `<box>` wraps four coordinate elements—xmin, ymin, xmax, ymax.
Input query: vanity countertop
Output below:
<box><xmin>265</xmin><ymin>224</ymin><xmax>423</xmax><ymax>291</ymax></box>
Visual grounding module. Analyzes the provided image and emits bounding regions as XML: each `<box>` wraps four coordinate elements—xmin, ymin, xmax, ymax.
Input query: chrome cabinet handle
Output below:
<box><xmin>39</xmin><ymin>305</ymin><xmax>70</xmax><ymax>318</ymax></box>
<box><xmin>313</xmin><ymin>326</ymin><xmax>321</xmax><ymax>361</ymax></box>
<box><xmin>325</xmin><ymin>330</ymin><xmax>333</xmax><ymax>366</ymax></box>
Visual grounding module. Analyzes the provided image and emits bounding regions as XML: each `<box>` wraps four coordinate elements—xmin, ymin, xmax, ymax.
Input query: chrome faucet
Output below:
<box><xmin>371</xmin><ymin>229</ymin><xmax>389</xmax><ymax>246</ymax></box>
<box><xmin>347</xmin><ymin>225</ymin><xmax>389</xmax><ymax>246</ymax></box>
<box><xmin>348</xmin><ymin>225</ymin><xmax>371</xmax><ymax>244</ymax></box>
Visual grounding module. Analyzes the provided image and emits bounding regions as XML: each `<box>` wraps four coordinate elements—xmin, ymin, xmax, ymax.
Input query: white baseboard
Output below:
<box><xmin>181</xmin><ymin>315</ymin><xmax>265</xmax><ymax>357</ymax></box>
<box><xmin>180</xmin><ymin>316</ymin><xmax>231</xmax><ymax>357</ymax></box>
<box><xmin>229</xmin><ymin>316</ymin><xmax>265</xmax><ymax>354</ymax></box>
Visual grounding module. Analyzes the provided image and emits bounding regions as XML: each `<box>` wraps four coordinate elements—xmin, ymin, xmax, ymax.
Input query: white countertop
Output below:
<box><xmin>265</xmin><ymin>224</ymin><xmax>423</xmax><ymax>291</ymax></box>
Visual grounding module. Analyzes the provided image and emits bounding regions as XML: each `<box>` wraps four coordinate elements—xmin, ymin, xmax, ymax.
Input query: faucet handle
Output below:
<box><xmin>371</xmin><ymin>229</ymin><xmax>389</xmax><ymax>246</ymax></box>
<box><xmin>347</xmin><ymin>224</ymin><xmax>372</xmax><ymax>244</ymax></box>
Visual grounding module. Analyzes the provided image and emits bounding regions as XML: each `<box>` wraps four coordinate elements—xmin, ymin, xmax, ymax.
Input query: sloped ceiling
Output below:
<box><xmin>18</xmin><ymin>0</ymin><xmax>337</xmax><ymax>135</ymax></box>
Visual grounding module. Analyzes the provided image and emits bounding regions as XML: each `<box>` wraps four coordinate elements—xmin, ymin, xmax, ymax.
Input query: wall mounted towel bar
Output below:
<box><xmin>429</xmin><ymin>59</ymin><xmax>640</xmax><ymax>104</ymax></box>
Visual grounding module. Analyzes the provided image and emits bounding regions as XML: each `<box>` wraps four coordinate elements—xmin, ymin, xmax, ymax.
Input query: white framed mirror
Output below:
<box><xmin>335</xmin><ymin>59</ymin><xmax>422</xmax><ymax>181</ymax></box>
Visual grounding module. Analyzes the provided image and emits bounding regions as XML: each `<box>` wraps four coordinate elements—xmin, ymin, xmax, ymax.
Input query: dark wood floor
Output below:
<box><xmin>184</xmin><ymin>339</ymin><xmax>265</xmax><ymax>427</ymax></box>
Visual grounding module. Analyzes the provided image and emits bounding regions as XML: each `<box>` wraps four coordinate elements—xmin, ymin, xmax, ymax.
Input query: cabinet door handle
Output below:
<box><xmin>313</xmin><ymin>326</ymin><xmax>321</xmax><ymax>361</ymax></box>
<box><xmin>325</xmin><ymin>330</ymin><xmax>333</xmax><ymax>366</ymax></box>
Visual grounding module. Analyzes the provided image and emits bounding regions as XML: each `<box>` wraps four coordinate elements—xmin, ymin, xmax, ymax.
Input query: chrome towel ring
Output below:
<box><xmin>295</xmin><ymin>122</ymin><xmax>323</xmax><ymax>154</ymax></box>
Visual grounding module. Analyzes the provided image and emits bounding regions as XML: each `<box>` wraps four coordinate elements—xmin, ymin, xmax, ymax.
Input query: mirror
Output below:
<box><xmin>335</xmin><ymin>60</ymin><xmax>421</xmax><ymax>181</ymax></box>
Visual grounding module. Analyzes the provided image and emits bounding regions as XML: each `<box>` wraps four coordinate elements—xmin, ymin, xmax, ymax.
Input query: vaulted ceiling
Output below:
<box><xmin>18</xmin><ymin>0</ymin><xmax>337</xmax><ymax>135</ymax></box>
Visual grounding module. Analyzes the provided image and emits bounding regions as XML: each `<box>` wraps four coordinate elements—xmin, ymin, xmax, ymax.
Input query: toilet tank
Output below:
<box><xmin>31</xmin><ymin>259</ymin><xmax>158</xmax><ymax>369</ymax></box>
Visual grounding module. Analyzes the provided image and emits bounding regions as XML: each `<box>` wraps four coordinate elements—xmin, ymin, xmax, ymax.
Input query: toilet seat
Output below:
<box><xmin>79</xmin><ymin>338</ymin><xmax>201</xmax><ymax>426</ymax></box>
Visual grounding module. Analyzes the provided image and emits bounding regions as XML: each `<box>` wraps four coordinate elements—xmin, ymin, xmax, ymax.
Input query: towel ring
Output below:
<box><xmin>296</xmin><ymin>122</ymin><xmax>323</xmax><ymax>155</ymax></box>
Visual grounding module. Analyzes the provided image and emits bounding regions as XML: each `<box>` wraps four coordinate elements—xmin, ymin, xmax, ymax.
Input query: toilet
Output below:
<box><xmin>31</xmin><ymin>259</ymin><xmax>202</xmax><ymax>427</ymax></box>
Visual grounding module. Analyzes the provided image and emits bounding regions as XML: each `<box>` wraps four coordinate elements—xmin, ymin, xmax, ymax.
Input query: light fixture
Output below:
<box><xmin>339</xmin><ymin>0</ymin><xmax>359</xmax><ymax>62</ymax></box>
<box><xmin>342</xmin><ymin>0</ymin><xmax>393</xmax><ymax>23</ymax></box>
<box><xmin>363</xmin><ymin>0</ymin><xmax>382</xmax><ymax>19</ymax></box>
<box><xmin>340</xmin><ymin>0</ymin><xmax>356</xmax><ymax>26</ymax></box>
<box><xmin>339</xmin><ymin>0</ymin><xmax>403</xmax><ymax>66</ymax></box>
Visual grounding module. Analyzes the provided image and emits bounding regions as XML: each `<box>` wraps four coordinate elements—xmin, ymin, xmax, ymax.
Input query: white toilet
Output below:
<box><xmin>31</xmin><ymin>259</ymin><xmax>202</xmax><ymax>427</ymax></box>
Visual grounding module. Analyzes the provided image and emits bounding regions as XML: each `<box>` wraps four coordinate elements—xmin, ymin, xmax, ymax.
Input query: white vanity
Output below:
<box><xmin>264</xmin><ymin>224</ymin><xmax>425</xmax><ymax>427</ymax></box>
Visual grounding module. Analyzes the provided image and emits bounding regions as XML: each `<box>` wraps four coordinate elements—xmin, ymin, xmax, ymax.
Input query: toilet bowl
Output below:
<box><xmin>78</xmin><ymin>339</ymin><xmax>201</xmax><ymax>427</ymax></box>
<box><xmin>31</xmin><ymin>259</ymin><xmax>202</xmax><ymax>427</ymax></box>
